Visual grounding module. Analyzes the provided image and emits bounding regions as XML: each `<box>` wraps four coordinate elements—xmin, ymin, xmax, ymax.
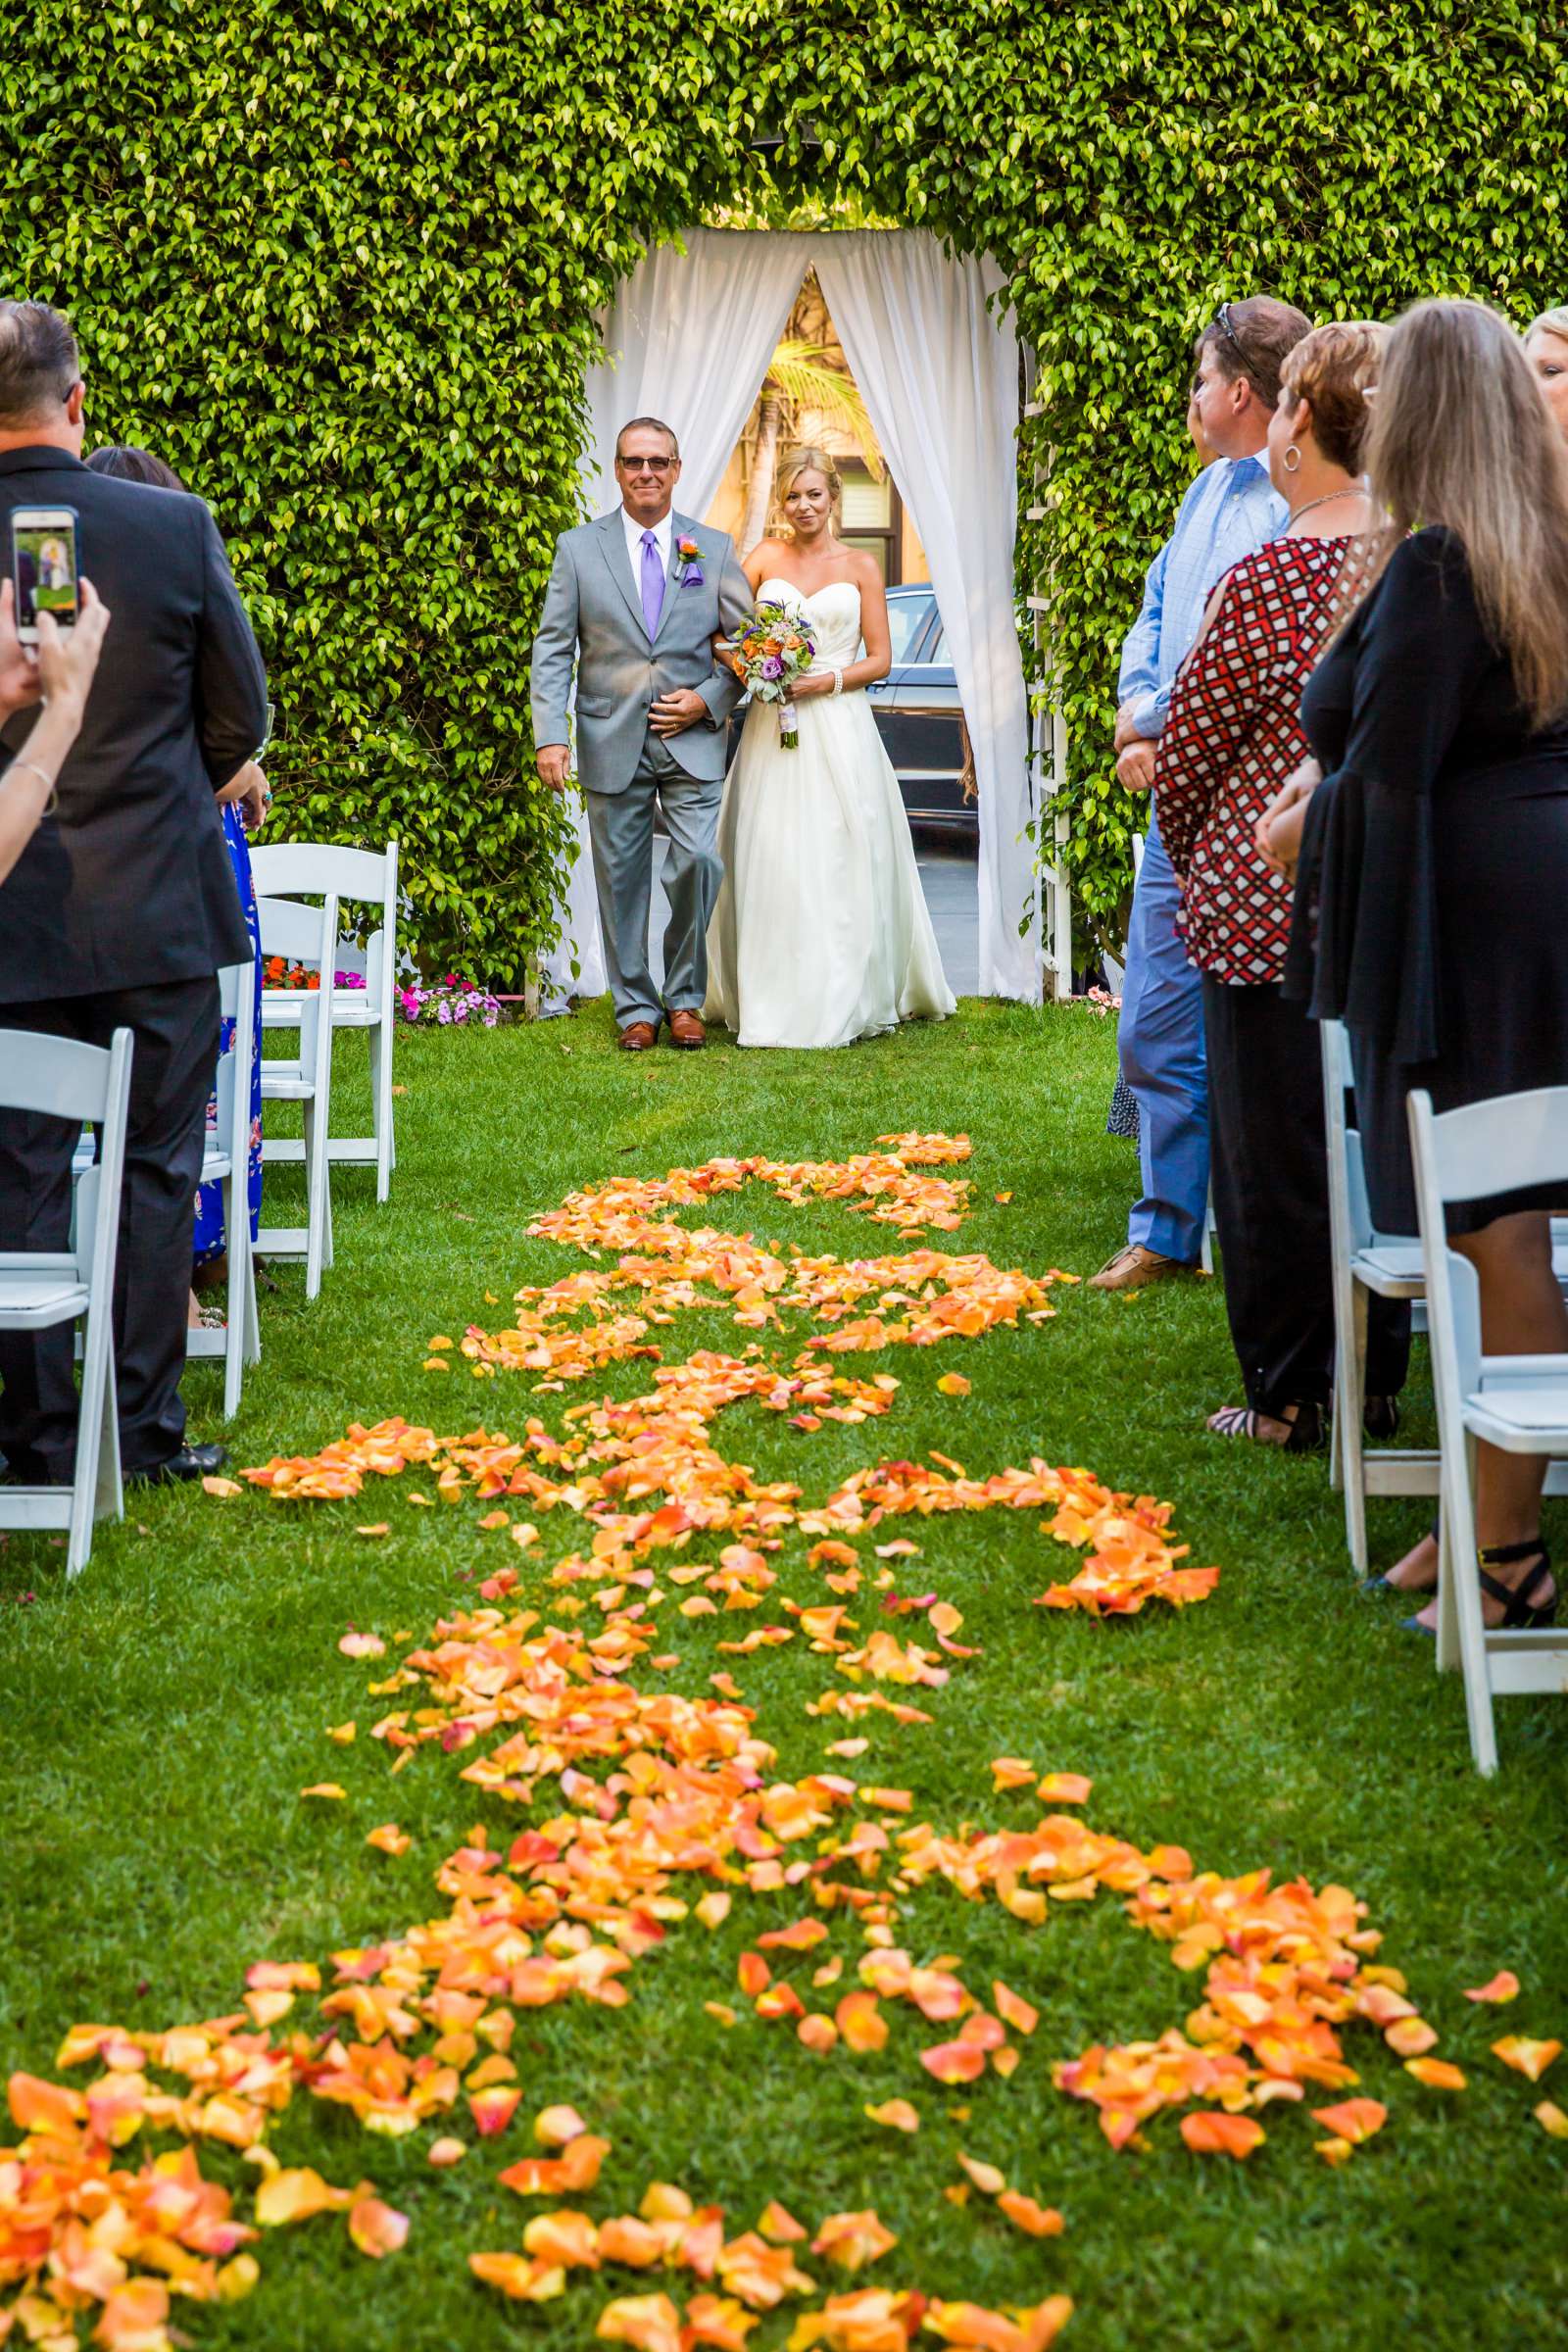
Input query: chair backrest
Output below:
<box><xmin>0</xmin><ymin>1028</ymin><xmax>125</xmax><ymax>1125</ymax></box>
<box><xmin>3</xmin><ymin>1028</ymin><xmax>134</xmax><ymax>1279</ymax></box>
<box><xmin>1407</xmin><ymin>1089</ymin><xmax>1488</xmax><ymax>1426</ymax></box>
<box><xmin>1409</xmin><ymin>1083</ymin><xmax>1568</xmax><ymax>1415</ymax></box>
<box><xmin>257</xmin><ymin>893</ymin><xmax>341</xmax><ymax>973</ymax></box>
<box><xmin>1319</xmin><ymin>1018</ymin><xmax>1374</xmax><ymax>1254</ymax></box>
<box><xmin>1410</xmin><ymin>1083</ymin><xmax>1568</xmax><ymax>1209</ymax></box>
<box><xmin>250</xmin><ymin>842</ymin><xmax>398</xmax><ymax>1010</ymax></box>
<box><xmin>211</xmin><ymin>958</ymin><xmax>257</xmax><ymax>1163</ymax></box>
<box><xmin>250</xmin><ymin>841</ymin><xmax>396</xmax><ymax>906</ymax></box>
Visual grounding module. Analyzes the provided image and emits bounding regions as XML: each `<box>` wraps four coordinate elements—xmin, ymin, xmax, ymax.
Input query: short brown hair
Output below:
<box><xmin>1196</xmin><ymin>295</ymin><xmax>1313</xmax><ymax>411</ymax></box>
<box><xmin>1280</xmin><ymin>320</ymin><xmax>1384</xmax><ymax>472</ymax></box>
<box><xmin>614</xmin><ymin>416</ymin><xmax>679</xmax><ymax>461</ymax></box>
<box><xmin>0</xmin><ymin>300</ymin><xmax>80</xmax><ymax>427</ymax></box>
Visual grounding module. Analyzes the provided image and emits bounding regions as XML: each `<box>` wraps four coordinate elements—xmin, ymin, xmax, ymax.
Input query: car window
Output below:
<box><xmin>885</xmin><ymin>593</ymin><xmax>935</xmax><ymax>666</ymax></box>
<box><xmin>926</xmin><ymin>624</ymin><xmax>951</xmax><ymax>666</ymax></box>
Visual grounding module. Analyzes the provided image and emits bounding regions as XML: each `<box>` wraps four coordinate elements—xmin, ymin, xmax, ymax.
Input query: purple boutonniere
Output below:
<box><xmin>677</xmin><ymin>534</ymin><xmax>705</xmax><ymax>586</ymax></box>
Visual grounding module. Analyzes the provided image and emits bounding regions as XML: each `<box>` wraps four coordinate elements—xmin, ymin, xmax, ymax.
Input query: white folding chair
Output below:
<box><xmin>1322</xmin><ymin>1019</ymin><xmax>1433</xmax><ymax>1571</ymax></box>
<box><xmin>1409</xmin><ymin>1084</ymin><xmax>1568</xmax><ymax>1775</ymax></box>
<box><xmin>249</xmin><ymin>842</ymin><xmax>399</xmax><ymax>1201</ymax></box>
<box><xmin>186</xmin><ymin>959</ymin><xmax>262</xmax><ymax>1416</ymax></box>
<box><xmin>1324</xmin><ymin>1020</ymin><xmax>1568</xmax><ymax>1573</ymax></box>
<box><xmin>255</xmin><ymin>893</ymin><xmax>339</xmax><ymax>1300</ymax></box>
<box><xmin>0</xmin><ymin>1027</ymin><xmax>133</xmax><ymax>1577</ymax></box>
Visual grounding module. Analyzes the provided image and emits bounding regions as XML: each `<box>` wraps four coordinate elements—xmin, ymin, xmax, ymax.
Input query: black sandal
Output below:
<box><xmin>1206</xmin><ymin>1399</ymin><xmax>1325</xmax><ymax>1453</ymax></box>
<box><xmin>1401</xmin><ymin>1533</ymin><xmax>1556</xmax><ymax>1637</ymax></box>
<box><xmin>1365</xmin><ymin>1514</ymin><xmax>1440</xmax><ymax>1595</ymax></box>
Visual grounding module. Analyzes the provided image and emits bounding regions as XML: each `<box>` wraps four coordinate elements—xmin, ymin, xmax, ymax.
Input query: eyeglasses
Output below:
<box><xmin>617</xmin><ymin>454</ymin><xmax>675</xmax><ymax>474</ymax></box>
<box><xmin>1213</xmin><ymin>302</ymin><xmax>1251</xmax><ymax>368</ymax></box>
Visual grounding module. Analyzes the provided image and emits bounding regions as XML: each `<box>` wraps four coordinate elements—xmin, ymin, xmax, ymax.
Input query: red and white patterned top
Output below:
<box><xmin>1155</xmin><ymin>533</ymin><xmax>1356</xmax><ymax>984</ymax></box>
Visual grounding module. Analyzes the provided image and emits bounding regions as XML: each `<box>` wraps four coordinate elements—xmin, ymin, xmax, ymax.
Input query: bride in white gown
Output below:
<box><xmin>703</xmin><ymin>447</ymin><xmax>956</xmax><ymax>1049</ymax></box>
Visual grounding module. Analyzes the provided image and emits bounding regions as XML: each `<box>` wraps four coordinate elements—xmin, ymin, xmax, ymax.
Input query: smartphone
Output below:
<box><xmin>12</xmin><ymin>506</ymin><xmax>80</xmax><ymax>643</ymax></box>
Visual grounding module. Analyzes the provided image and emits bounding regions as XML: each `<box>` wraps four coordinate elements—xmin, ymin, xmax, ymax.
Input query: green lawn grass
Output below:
<box><xmin>3</xmin><ymin>997</ymin><xmax>1565</xmax><ymax>2352</ymax></box>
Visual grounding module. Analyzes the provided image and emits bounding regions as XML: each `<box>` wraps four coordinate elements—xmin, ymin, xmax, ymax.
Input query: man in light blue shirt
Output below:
<box><xmin>1091</xmin><ymin>296</ymin><xmax>1311</xmax><ymax>1290</ymax></box>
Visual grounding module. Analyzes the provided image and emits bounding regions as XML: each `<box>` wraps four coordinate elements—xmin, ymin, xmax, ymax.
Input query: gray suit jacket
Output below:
<box><xmin>530</xmin><ymin>509</ymin><xmax>752</xmax><ymax>794</ymax></box>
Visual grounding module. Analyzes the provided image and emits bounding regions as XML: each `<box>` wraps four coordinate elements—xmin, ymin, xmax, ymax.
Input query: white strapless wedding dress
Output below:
<box><xmin>703</xmin><ymin>579</ymin><xmax>956</xmax><ymax>1049</ymax></box>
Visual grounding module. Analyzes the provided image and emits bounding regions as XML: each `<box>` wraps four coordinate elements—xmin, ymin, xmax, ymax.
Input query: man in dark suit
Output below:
<box><xmin>0</xmin><ymin>300</ymin><xmax>269</xmax><ymax>1485</ymax></box>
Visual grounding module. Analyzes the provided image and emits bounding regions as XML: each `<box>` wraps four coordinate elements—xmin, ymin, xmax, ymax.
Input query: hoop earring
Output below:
<box><xmin>1283</xmin><ymin>444</ymin><xmax>1302</xmax><ymax>474</ymax></box>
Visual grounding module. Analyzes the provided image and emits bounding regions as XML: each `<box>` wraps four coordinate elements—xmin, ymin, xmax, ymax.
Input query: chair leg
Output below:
<box><xmin>223</xmin><ymin>1173</ymin><xmax>244</xmax><ymax>1418</ymax></box>
<box><xmin>68</xmin><ymin>1307</ymin><xmax>108</xmax><ymax>1577</ymax></box>
<box><xmin>370</xmin><ymin>1019</ymin><xmax>393</xmax><ymax>1201</ymax></box>
<box><xmin>99</xmin><ymin>1348</ymin><xmax>122</xmax><ymax>1523</ymax></box>
<box><xmin>1444</xmin><ymin>1432</ymin><xmax>1499</xmax><ymax>1775</ymax></box>
<box><xmin>303</xmin><ymin>1096</ymin><xmax>326</xmax><ymax>1301</ymax></box>
<box><xmin>242</xmin><ymin>1225</ymin><xmax>262</xmax><ymax>1367</ymax></box>
<box><xmin>1340</xmin><ymin>1280</ymin><xmax>1370</xmax><ymax>1575</ymax></box>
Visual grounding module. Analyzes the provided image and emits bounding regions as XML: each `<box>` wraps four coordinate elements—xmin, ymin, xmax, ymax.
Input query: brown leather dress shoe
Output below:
<box><xmin>1086</xmin><ymin>1243</ymin><xmax>1196</xmax><ymax>1292</ymax></box>
<box><xmin>666</xmin><ymin>1009</ymin><xmax>706</xmax><ymax>1050</ymax></box>
<box><xmin>618</xmin><ymin>1019</ymin><xmax>659</xmax><ymax>1052</ymax></box>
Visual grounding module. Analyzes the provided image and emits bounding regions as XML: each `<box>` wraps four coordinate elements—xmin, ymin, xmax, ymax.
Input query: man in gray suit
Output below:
<box><xmin>532</xmin><ymin>416</ymin><xmax>753</xmax><ymax>1050</ymax></box>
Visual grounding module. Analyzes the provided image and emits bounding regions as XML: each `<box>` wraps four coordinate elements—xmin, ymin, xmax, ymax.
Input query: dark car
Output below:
<box><xmin>724</xmin><ymin>582</ymin><xmax>974</xmax><ymax>833</ymax></box>
<box><xmin>869</xmin><ymin>582</ymin><xmax>973</xmax><ymax>831</ymax></box>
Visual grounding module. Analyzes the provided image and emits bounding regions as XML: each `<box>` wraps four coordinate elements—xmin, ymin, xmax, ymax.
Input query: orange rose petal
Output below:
<box><xmin>1404</xmin><ymin>2058</ymin><xmax>1467</xmax><ymax>2092</ymax></box>
<box><xmin>1309</xmin><ymin>2099</ymin><xmax>1387</xmax><ymax>2146</ymax></box>
<box><xmin>1180</xmin><ymin>2112</ymin><xmax>1265</xmax><ymax>2159</ymax></box>
<box><xmin>1493</xmin><ymin>2036</ymin><xmax>1562</xmax><ymax>2083</ymax></box>
<box><xmin>997</xmin><ymin>2190</ymin><xmax>1064</xmax><ymax>2237</ymax></box>
<box><xmin>993</xmin><ymin>1980</ymin><xmax>1039</xmax><ymax>2036</ymax></box>
<box><xmin>920</xmin><ymin>2039</ymin><xmax>987</xmax><ymax>2085</ymax></box>
<box><xmin>348</xmin><ymin>2195</ymin><xmax>410</xmax><ymax>2257</ymax></box>
<box><xmin>864</xmin><ymin>2098</ymin><xmax>920</xmax><ymax>2133</ymax></box>
<box><xmin>1463</xmin><ymin>1971</ymin><xmax>1520</xmax><ymax>2004</ymax></box>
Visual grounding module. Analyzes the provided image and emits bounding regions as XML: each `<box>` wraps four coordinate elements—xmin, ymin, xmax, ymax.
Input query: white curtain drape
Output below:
<box><xmin>541</xmin><ymin>234</ymin><xmax>813</xmax><ymax>1003</ymax></box>
<box><xmin>814</xmin><ymin>236</ymin><xmax>1035</xmax><ymax>999</ymax></box>
<box><xmin>540</xmin><ymin>227</ymin><xmax>1040</xmax><ymax>1005</ymax></box>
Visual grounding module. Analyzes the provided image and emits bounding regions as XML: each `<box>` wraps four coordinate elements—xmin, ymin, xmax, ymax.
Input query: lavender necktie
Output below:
<box><xmin>639</xmin><ymin>529</ymin><xmax>664</xmax><ymax>636</ymax></box>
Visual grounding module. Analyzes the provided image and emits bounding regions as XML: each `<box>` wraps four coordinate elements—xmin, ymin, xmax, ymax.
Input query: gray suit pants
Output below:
<box><xmin>585</xmin><ymin>732</ymin><xmax>723</xmax><ymax>1029</ymax></box>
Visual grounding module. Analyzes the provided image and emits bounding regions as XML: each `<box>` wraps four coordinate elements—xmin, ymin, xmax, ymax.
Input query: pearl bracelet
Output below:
<box><xmin>2</xmin><ymin>758</ymin><xmax>58</xmax><ymax>812</ymax></box>
<box><xmin>830</xmin><ymin>668</ymin><xmax>844</xmax><ymax>698</ymax></box>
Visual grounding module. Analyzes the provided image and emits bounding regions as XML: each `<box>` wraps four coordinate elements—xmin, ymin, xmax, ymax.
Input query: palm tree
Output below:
<box><xmin>739</xmin><ymin>338</ymin><xmax>884</xmax><ymax>555</ymax></box>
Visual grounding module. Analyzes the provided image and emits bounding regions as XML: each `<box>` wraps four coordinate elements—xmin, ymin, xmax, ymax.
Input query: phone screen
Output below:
<box><xmin>13</xmin><ymin>514</ymin><xmax>80</xmax><ymax>637</ymax></box>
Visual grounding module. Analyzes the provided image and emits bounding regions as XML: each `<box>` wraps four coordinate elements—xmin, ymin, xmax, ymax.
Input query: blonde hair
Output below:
<box><xmin>1527</xmin><ymin>305</ymin><xmax>1568</xmax><ymax>343</ymax></box>
<box><xmin>1359</xmin><ymin>298</ymin><xmax>1568</xmax><ymax>727</ymax></box>
<box><xmin>1278</xmin><ymin>320</ymin><xmax>1383</xmax><ymax>473</ymax></box>
<box><xmin>774</xmin><ymin>445</ymin><xmax>842</xmax><ymax>533</ymax></box>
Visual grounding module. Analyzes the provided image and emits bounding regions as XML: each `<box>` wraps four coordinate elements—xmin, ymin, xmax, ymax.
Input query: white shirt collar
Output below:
<box><xmin>621</xmin><ymin>506</ymin><xmax>673</xmax><ymax>567</ymax></box>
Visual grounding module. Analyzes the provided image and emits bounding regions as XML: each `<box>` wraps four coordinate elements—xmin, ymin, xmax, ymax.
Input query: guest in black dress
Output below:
<box><xmin>1281</xmin><ymin>298</ymin><xmax>1568</xmax><ymax>1628</ymax></box>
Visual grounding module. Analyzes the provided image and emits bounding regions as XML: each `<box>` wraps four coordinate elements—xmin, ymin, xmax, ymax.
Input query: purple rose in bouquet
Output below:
<box><xmin>731</xmin><ymin>599</ymin><xmax>818</xmax><ymax>752</ymax></box>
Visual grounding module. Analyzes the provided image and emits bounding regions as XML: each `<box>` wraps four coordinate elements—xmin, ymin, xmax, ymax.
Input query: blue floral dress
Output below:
<box><xmin>194</xmin><ymin>805</ymin><xmax>264</xmax><ymax>1263</ymax></box>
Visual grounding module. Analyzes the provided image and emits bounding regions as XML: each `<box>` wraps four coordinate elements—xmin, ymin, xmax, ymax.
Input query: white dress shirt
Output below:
<box><xmin>621</xmin><ymin>505</ymin><xmax>673</xmax><ymax>576</ymax></box>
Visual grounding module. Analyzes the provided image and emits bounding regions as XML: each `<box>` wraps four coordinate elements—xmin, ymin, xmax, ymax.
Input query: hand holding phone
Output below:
<box><xmin>11</xmin><ymin>505</ymin><xmax>80</xmax><ymax>644</ymax></box>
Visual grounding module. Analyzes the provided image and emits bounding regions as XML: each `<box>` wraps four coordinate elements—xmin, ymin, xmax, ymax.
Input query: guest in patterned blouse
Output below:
<box><xmin>1155</xmin><ymin>321</ymin><xmax>1408</xmax><ymax>1450</ymax></box>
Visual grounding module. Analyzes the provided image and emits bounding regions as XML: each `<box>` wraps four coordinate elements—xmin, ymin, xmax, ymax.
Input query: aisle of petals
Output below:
<box><xmin>3</xmin><ymin>1139</ymin><xmax>1557</xmax><ymax>2350</ymax></box>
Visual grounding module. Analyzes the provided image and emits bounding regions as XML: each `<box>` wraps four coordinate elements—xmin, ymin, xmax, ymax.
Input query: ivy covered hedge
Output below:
<box><xmin>6</xmin><ymin>1</ymin><xmax>1567</xmax><ymax>976</ymax></box>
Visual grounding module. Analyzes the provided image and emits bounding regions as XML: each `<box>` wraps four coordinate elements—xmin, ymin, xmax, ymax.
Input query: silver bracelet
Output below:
<box><xmin>830</xmin><ymin>668</ymin><xmax>844</xmax><ymax>698</ymax></box>
<box><xmin>2</xmin><ymin>758</ymin><xmax>58</xmax><ymax>813</ymax></box>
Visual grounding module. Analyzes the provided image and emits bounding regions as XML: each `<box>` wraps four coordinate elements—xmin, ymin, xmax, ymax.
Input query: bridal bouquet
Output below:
<box><xmin>733</xmin><ymin>601</ymin><xmax>817</xmax><ymax>750</ymax></box>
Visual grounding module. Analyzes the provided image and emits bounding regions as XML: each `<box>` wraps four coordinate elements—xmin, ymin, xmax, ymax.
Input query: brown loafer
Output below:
<box><xmin>1087</xmin><ymin>1243</ymin><xmax>1196</xmax><ymax>1292</ymax></box>
<box><xmin>666</xmin><ymin>1009</ymin><xmax>706</xmax><ymax>1050</ymax></box>
<box><xmin>617</xmin><ymin>1019</ymin><xmax>659</xmax><ymax>1052</ymax></box>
